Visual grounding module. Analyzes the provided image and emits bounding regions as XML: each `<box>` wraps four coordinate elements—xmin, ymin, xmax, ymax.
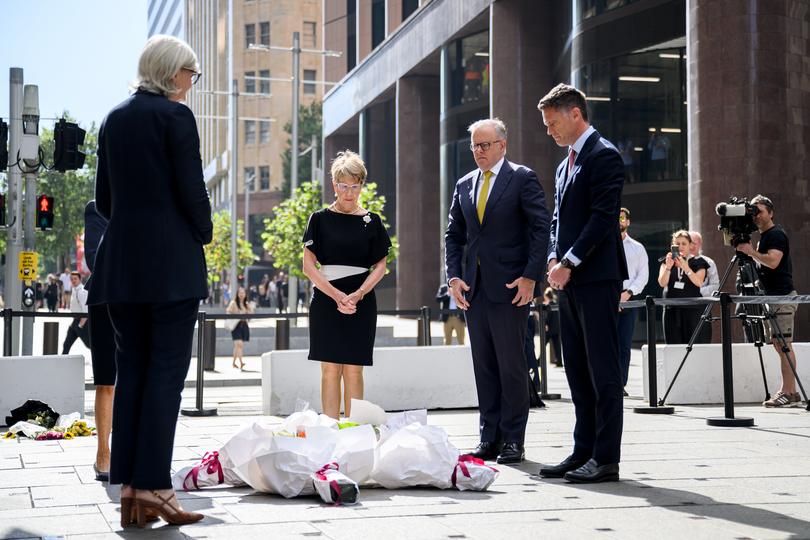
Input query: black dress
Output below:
<box><xmin>662</xmin><ymin>256</ymin><xmax>711</xmax><ymax>344</ymax></box>
<box><xmin>303</xmin><ymin>208</ymin><xmax>392</xmax><ymax>365</ymax></box>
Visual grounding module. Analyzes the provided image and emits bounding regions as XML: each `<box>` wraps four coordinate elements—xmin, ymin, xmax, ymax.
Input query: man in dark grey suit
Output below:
<box><xmin>445</xmin><ymin>118</ymin><xmax>550</xmax><ymax>464</ymax></box>
<box><xmin>539</xmin><ymin>84</ymin><xmax>628</xmax><ymax>483</ymax></box>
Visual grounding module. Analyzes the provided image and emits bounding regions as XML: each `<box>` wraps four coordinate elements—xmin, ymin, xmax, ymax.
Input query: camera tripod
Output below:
<box><xmin>659</xmin><ymin>252</ymin><xmax>809</xmax><ymax>411</ymax></box>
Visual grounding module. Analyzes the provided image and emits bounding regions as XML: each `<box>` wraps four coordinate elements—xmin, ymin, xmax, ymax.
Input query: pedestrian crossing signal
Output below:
<box><xmin>53</xmin><ymin>119</ymin><xmax>86</xmax><ymax>172</ymax></box>
<box><xmin>36</xmin><ymin>195</ymin><xmax>54</xmax><ymax>230</ymax></box>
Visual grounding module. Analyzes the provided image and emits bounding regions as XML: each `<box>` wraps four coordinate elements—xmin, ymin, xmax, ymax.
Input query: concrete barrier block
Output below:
<box><xmin>262</xmin><ymin>346</ymin><xmax>479</xmax><ymax>415</ymax></box>
<box><xmin>0</xmin><ymin>355</ymin><xmax>85</xmax><ymax>424</ymax></box>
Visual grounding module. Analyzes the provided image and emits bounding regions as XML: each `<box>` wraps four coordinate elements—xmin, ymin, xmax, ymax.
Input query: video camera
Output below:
<box><xmin>716</xmin><ymin>196</ymin><xmax>760</xmax><ymax>247</ymax></box>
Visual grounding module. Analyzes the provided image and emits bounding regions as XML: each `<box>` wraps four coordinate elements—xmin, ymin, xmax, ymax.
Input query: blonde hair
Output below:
<box><xmin>672</xmin><ymin>229</ymin><xmax>692</xmax><ymax>244</ymax></box>
<box><xmin>330</xmin><ymin>150</ymin><xmax>367</xmax><ymax>183</ymax></box>
<box><xmin>134</xmin><ymin>35</ymin><xmax>199</xmax><ymax>96</ymax></box>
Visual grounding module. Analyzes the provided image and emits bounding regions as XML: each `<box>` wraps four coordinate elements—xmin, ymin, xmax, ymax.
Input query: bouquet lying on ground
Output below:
<box><xmin>174</xmin><ymin>399</ymin><xmax>498</xmax><ymax>505</ymax></box>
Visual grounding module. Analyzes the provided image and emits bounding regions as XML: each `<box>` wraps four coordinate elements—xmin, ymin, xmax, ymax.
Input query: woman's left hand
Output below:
<box><xmin>343</xmin><ymin>290</ymin><xmax>364</xmax><ymax>306</ymax></box>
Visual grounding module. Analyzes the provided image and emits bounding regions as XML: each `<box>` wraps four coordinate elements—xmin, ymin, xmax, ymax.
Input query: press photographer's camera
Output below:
<box><xmin>716</xmin><ymin>197</ymin><xmax>760</xmax><ymax>247</ymax></box>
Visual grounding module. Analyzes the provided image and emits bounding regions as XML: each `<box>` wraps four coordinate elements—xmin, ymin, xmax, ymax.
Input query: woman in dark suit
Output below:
<box><xmin>88</xmin><ymin>35</ymin><xmax>212</xmax><ymax>528</ymax></box>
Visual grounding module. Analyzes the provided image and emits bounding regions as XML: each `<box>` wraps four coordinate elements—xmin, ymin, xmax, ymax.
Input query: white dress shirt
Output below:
<box><xmin>621</xmin><ymin>234</ymin><xmax>649</xmax><ymax>296</ymax></box>
<box><xmin>474</xmin><ymin>156</ymin><xmax>505</xmax><ymax>206</ymax></box>
<box><xmin>699</xmin><ymin>253</ymin><xmax>720</xmax><ymax>297</ymax></box>
<box><xmin>552</xmin><ymin>126</ymin><xmax>596</xmax><ymax>266</ymax></box>
<box><xmin>69</xmin><ymin>283</ymin><xmax>88</xmax><ymax>313</ymax></box>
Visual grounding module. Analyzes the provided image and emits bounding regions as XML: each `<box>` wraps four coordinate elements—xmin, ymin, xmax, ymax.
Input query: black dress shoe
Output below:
<box><xmin>563</xmin><ymin>458</ymin><xmax>619</xmax><ymax>483</ymax></box>
<box><xmin>93</xmin><ymin>463</ymin><xmax>109</xmax><ymax>483</ymax></box>
<box><xmin>538</xmin><ymin>455</ymin><xmax>589</xmax><ymax>478</ymax></box>
<box><xmin>496</xmin><ymin>442</ymin><xmax>525</xmax><ymax>464</ymax></box>
<box><xmin>468</xmin><ymin>441</ymin><xmax>501</xmax><ymax>461</ymax></box>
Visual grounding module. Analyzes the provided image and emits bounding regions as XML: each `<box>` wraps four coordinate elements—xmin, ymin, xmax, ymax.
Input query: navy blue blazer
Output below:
<box><xmin>84</xmin><ymin>200</ymin><xmax>106</xmax><ymax>273</ymax></box>
<box><xmin>547</xmin><ymin>130</ymin><xmax>628</xmax><ymax>285</ymax></box>
<box><xmin>445</xmin><ymin>159</ymin><xmax>550</xmax><ymax>304</ymax></box>
<box><xmin>88</xmin><ymin>90</ymin><xmax>213</xmax><ymax>305</ymax></box>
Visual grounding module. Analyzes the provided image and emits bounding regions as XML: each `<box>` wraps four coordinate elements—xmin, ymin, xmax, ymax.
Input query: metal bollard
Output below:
<box><xmin>42</xmin><ymin>322</ymin><xmax>59</xmax><ymax>355</ymax></box>
<box><xmin>181</xmin><ymin>311</ymin><xmax>217</xmax><ymax>417</ymax></box>
<box><xmin>707</xmin><ymin>293</ymin><xmax>754</xmax><ymax>427</ymax></box>
<box><xmin>3</xmin><ymin>308</ymin><xmax>12</xmax><ymax>356</ymax></box>
<box><xmin>634</xmin><ymin>296</ymin><xmax>673</xmax><ymax>414</ymax></box>
<box><xmin>538</xmin><ymin>304</ymin><xmax>561</xmax><ymax>400</ymax></box>
<box><xmin>275</xmin><ymin>319</ymin><xmax>290</xmax><ymax>350</ymax></box>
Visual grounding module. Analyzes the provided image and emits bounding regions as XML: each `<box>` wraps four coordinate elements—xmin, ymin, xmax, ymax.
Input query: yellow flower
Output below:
<box><xmin>63</xmin><ymin>432</ymin><xmax>74</xmax><ymax>440</ymax></box>
<box><xmin>2</xmin><ymin>431</ymin><xmax>16</xmax><ymax>439</ymax></box>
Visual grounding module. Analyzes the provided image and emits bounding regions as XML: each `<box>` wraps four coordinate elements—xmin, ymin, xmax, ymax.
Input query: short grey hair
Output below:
<box><xmin>133</xmin><ymin>35</ymin><xmax>199</xmax><ymax>96</ymax></box>
<box><xmin>330</xmin><ymin>150</ymin><xmax>367</xmax><ymax>182</ymax></box>
<box><xmin>468</xmin><ymin>118</ymin><xmax>508</xmax><ymax>140</ymax></box>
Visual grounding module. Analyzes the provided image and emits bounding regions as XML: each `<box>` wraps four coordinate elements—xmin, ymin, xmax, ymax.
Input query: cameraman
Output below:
<box><xmin>736</xmin><ymin>195</ymin><xmax>802</xmax><ymax>408</ymax></box>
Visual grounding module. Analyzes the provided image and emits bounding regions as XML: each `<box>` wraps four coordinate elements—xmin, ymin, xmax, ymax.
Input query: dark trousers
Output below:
<box><xmin>465</xmin><ymin>288</ymin><xmax>530</xmax><ymax>444</ymax></box>
<box><xmin>107</xmin><ymin>299</ymin><xmax>199</xmax><ymax>489</ymax></box>
<box><xmin>663</xmin><ymin>306</ymin><xmax>711</xmax><ymax>344</ymax></box>
<box><xmin>559</xmin><ymin>280</ymin><xmax>623</xmax><ymax>465</ymax></box>
<box><xmin>62</xmin><ymin>319</ymin><xmax>90</xmax><ymax>354</ymax></box>
<box><xmin>525</xmin><ymin>315</ymin><xmax>540</xmax><ymax>388</ymax></box>
<box><xmin>618</xmin><ymin>308</ymin><xmax>637</xmax><ymax>386</ymax></box>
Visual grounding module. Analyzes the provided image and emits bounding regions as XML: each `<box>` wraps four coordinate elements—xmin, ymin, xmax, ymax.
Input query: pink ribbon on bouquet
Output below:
<box><xmin>315</xmin><ymin>462</ymin><xmax>342</xmax><ymax>505</ymax></box>
<box><xmin>452</xmin><ymin>454</ymin><xmax>499</xmax><ymax>487</ymax></box>
<box><xmin>185</xmin><ymin>451</ymin><xmax>224</xmax><ymax>491</ymax></box>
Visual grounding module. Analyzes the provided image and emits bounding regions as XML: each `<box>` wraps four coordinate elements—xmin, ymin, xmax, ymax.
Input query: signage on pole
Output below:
<box><xmin>18</xmin><ymin>251</ymin><xmax>38</xmax><ymax>280</ymax></box>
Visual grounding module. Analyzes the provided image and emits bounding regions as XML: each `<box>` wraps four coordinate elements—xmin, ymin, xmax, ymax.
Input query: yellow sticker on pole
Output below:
<box><xmin>18</xmin><ymin>251</ymin><xmax>38</xmax><ymax>280</ymax></box>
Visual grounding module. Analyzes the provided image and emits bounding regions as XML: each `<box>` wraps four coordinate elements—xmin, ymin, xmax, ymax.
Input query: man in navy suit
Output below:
<box><xmin>445</xmin><ymin>118</ymin><xmax>550</xmax><ymax>464</ymax></box>
<box><xmin>538</xmin><ymin>84</ymin><xmax>628</xmax><ymax>483</ymax></box>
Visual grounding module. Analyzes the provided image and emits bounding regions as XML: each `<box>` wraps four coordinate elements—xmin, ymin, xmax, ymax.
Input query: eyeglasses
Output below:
<box><xmin>184</xmin><ymin>68</ymin><xmax>202</xmax><ymax>85</ymax></box>
<box><xmin>469</xmin><ymin>140</ymin><xmax>502</xmax><ymax>152</ymax></box>
<box><xmin>619</xmin><ymin>216</ymin><xmax>628</xmax><ymax>222</ymax></box>
<box><xmin>335</xmin><ymin>182</ymin><xmax>363</xmax><ymax>193</ymax></box>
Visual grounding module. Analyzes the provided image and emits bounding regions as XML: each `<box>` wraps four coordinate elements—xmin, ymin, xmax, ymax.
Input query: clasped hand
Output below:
<box><xmin>335</xmin><ymin>290</ymin><xmax>363</xmax><ymax>315</ymax></box>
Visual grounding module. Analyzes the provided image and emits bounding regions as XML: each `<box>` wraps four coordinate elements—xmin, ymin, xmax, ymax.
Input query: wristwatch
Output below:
<box><xmin>560</xmin><ymin>257</ymin><xmax>575</xmax><ymax>270</ymax></box>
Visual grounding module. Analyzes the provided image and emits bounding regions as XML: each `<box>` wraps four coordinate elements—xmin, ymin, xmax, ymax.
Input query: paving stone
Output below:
<box><xmin>0</xmin><ymin>487</ymin><xmax>32</xmax><ymax>511</ymax></box>
<box><xmin>0</xmin><ymin>467</ymin><xmax>79</xmax><ymax>488</ymax></box>
<box><xmin>0</xmin><ymin>511</ymin><xmax>111</xmax><ymax>538</ymax></box>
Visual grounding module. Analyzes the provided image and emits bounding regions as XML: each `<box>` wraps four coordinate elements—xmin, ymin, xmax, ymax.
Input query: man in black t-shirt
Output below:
<box><xmin>737</xmin><ymin>195</ymin><xmax>802</xmax><ymax>408</ymax></box>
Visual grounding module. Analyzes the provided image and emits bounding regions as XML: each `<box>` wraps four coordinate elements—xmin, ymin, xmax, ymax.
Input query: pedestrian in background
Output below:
<box><xmin>59</xmin><ymin>267</ymin><xmax>72</xmax><ymax>309</ymax></box>
<box><xmin>302</xmin><ymin>150</ymin><xmax>391</xmax><ymax>420</ymax></box>
<box><xmin>44</xmin><ymin>275</ymin><xmax>59</xmax><ymax>312</ymax></box>
<box><xmin>61</xmin><ymin>272</ymin><xmax>89</xmax><ymax>354</ymax></box>
<box><xmin>542</xmin><ymin>287</ymin><xmax>562</xmax><ymax>367</ymax></box>
<box><xmin>436</xmin><ymin>283</ymin><xmax>466</xmax><ymax>345</ymax></box>
<box><xmin>227</xmin><ymin>285</ymin><xmax>253</xmax><ymax>370</ymax></box>
<box><xmin>88</xmin><ymin>35</ymin><xmax>211</xmax><ymax>527</ymax></box>
<box><xmin>618</xmin><ymin>207</ymin><xmax>648</xmax><ymax>395</ymax></box>
<box><xmin>689</xmin><ymin>231</ymin><xmax>719</xmax><ymax>297</ymax></box>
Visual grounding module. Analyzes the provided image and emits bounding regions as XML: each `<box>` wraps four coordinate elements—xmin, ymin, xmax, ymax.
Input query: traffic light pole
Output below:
<box><xmin>4</xmin><ymin>68</ymin><xmax>24</xmax><ymax>355</ymax></box>
<box><xmin>20</xmin><ymin>84</ymin><xmax>40</xmax><ymax>355</ymax></box>
<box><xmin>287</xmin><ymin>31</ymin><xmax>300</xmax><ymax>319</ymax></box>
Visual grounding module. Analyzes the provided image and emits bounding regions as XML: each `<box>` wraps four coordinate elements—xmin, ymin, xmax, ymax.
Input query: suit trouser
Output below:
<box><xmin>618</xmin><ymin>308</ymin><xmax>637</xmax><ymax>386</ymax></box>
<box><xmin>62</xmin><ymin>319</ymin><xmax>90</xmax><ymax>354</ymax></box>
<box><xmin>559</xmin><ymin>280</ymin><xmax>624</xmax><ymax>464</ymax></box>
<box><xmin>465</xmin><ymin>288</ymin><xmax>530</xmax><ymax>443</ymax></box>
<box><xmin>107</xmin><ymin>299</ymin><xmax>198</xmax><ymax>489</ymax></box>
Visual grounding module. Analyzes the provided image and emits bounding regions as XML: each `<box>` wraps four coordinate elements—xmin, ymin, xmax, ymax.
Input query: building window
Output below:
<box><xmin>346</xmin><ymin>0</ymin><xmax>356</xmax><ymax>71</ymax></box>
<box><xmin>579</xmin><ymin>0</ymin><xmax>639</xmax><ymax>20</ymax></box>
<box><xmin>259</xmin><ymin>69</ymin><xmax>270</xmax><ymax>94</ymax></box>
<box><xmin>448</xmin><ymin>31</ymin><xmax>489</xmax><ymax>108</ymax></box>
<box><xmin>303</xmin><ymin>69</ymin><xmax>316</xmax><ymax>94</ymax></box>
<box><xmin>259</xmin><ymin>21</ymin><xmax>270</xmax><ymax>46</ymax></box>
<box><xmin>244</xmin><ymin>71</ymin><xmax>255</xmax><ymax>93</ymax></box>
<box><xmin>259</xmin><ymin>120</ymin><xmax>270</xmax><ymax>143</ymax></box>
<box><xmin>402</xmin><ymin>0</ymin><xmax>418</xmax><ymax>20</ymax></box>
<box><xmin>259</xmin><ymin>166</ymin><xmax>270</xmax><ymax>190</ymax></box>
<box><xmin>244</xmin><ymin>23</ymin><xmax>255</xmax><ymax>48</ymax></box>
<box><xmin>371</xmin><ymin>0</ymin><xmax>385</xmax><ymax>49</ymax></box>
<box><xmin>244</xmin><ymin>167</ymin><xmax>255</xmax><ymax>192</ymax></box>
<box><xmin>303</xmin><ymin>21</ymin><xmax>317</xmax><ymax>48</ymax></box>
<box><xmin>577</xmin><ymin>47</ymin><xmax>686</xmax><ymax>184</ymax></box>
<box><xmin>244</xmin><ymin>120</ymin><xmax>256</xmax><ymax>144</ymax></box>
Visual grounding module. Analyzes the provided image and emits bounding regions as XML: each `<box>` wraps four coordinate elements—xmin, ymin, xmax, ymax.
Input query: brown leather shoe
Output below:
<box><xmin>133</xmin><ymin>491</ymin><xmax>203</xmax><ymax>528</ymax></box>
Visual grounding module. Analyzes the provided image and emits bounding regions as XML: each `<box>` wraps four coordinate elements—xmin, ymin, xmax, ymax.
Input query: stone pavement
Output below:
<box><xmin>3</xmin><ymin>346</ymin><xmax>810</xmax><ymax>540</ymax></box>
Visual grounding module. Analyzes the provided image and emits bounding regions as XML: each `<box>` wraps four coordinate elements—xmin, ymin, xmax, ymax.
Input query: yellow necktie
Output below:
<box><xmin>477</xmin><ymin>171</ymin><xmax>493</xmax><ymax>223</ymax></box>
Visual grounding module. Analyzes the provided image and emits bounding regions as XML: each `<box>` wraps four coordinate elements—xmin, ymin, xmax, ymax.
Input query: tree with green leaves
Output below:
<box><xmin>262</xmin><ymin>180</ymin><xmax>398</xmax><ymax>280</ymax></box>
<box><xmin>281</xmin><ymin>101</ymin><xmax>322</xmax><ymax>198</ymax></box>
<box><xmin>32</xmin><ymin>115</ymin><xmax>97</xmax><ymax>273</ymax></box>
<box><xmin>204</xmin><ymin>210</ymin><xmax>257</xmax><ymax>289</ymax></box>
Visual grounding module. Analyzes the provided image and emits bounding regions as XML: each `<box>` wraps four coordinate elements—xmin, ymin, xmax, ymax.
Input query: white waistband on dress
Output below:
<box><xmin>319</xmin><ymin>264</ymin><xmax>368</xmax><ymax>282</ymax></box>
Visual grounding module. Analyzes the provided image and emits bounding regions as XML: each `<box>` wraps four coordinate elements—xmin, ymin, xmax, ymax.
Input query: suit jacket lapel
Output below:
<box><xmin>559</xmin><ymin>131</ymin><xmax>600</xmax><ymax>208</ymax></box>
<box><xmin>481</xmin><ymin>160</ymin><xmax>514</xmax><ymax>226</ymax></box>
<box><xmin>460</xmin><ymin>174</ymin><xmax>480</xmax><ymax>231</ymax></box>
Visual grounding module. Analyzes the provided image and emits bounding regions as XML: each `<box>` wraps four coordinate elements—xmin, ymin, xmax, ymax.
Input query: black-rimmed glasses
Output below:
<box><xmin>470</xmin><ymin>140</ymin><xmax>502</xmax><ymax>152</ymax></box>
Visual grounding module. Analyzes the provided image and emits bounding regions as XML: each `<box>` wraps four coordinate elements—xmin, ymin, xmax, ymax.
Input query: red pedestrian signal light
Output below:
<box><xmin>36</xmin><ymin>194</ymin><xmax>54</xmax><ymax>230</ymax></box>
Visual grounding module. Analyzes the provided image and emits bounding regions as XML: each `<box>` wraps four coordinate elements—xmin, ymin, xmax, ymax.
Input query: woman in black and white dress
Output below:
<box><xmin>302</xmin><ymin>150</ymin><xmax>391</xmax><ymax>419</ymax></box>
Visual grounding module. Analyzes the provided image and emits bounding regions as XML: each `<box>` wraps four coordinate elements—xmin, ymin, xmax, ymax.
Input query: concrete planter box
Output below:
<box><xmin>0</xmin><ymin>355</ymin><xmax>85</xmax><ymax>424</ymax></box>
<box><xmin>262</xmin><ymin>346</ymin><xmax>478</xmax><ymax>415</ymax></box>
<box><xmin>642</xmin><ymin>343</ymin><xmax>810</xmax><ymax>404</ymax></box>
